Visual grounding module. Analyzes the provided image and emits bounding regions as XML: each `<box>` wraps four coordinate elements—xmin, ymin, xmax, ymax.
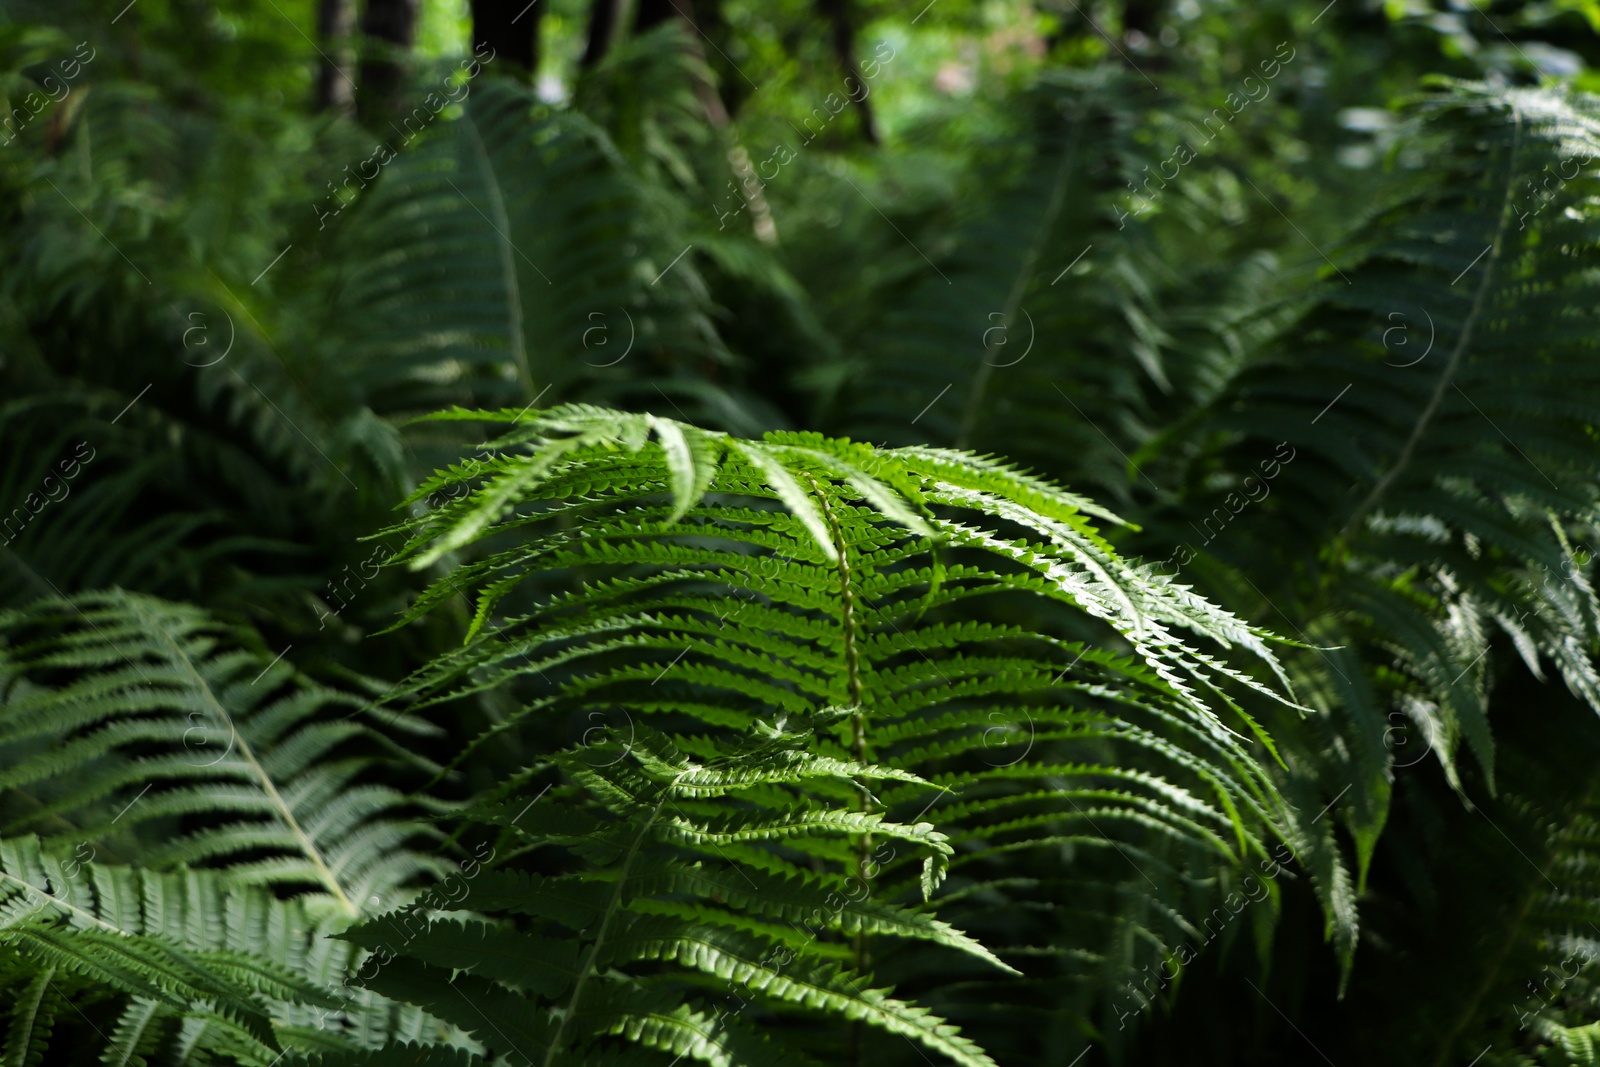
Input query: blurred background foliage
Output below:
<box><xmin>10</xmin><ymin>0</ymin><xmax>1600</xmax><ymax>1062</ymax></box>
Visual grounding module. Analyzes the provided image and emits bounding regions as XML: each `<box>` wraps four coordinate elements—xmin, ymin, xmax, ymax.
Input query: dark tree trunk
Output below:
<box><xmin>357</xmin><ymin>0</ymin><xmax>420</xmax><ymax>124</ymax></box>
<box><xmin>683</xmin><ymin>0</ymin><xmax>741</xmax><ymax>114</ymax></box>
<box><xmin>634</xmin><ymin>0</ymin><xmax>675</xmax><ymax>31</ymax></box>
<box><xmin>815</xmin><ymin>0</ymin><xmax>878</xmax><ymax>144</ymax></box>
<box><xmin>469</xmin><ymin>0</ymin><xmax>542</xmax><ymax>80</ymax></box>
<box><xmin>314</xmin><ymin>0</ymin><xmax>356</xmax><ymax>114</ymax></box>
<box><xmin>1121</xmin><ymin>0</ymin><xmax>1165</xmax><ymax>41</ymax></box>
<box><xmin>581</xmin><ymin>0</ymin><xmax>629</xmax><ymax>69</ymax></box>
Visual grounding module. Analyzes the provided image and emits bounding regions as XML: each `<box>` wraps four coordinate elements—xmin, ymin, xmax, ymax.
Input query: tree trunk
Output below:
<box><xmin>584</xmin><ymin>0</ymin><xmax>775</xmax><ymax>240</ymax></box>
<box><xmin>815</xmin><ymin>0</ymin><xmax>878</xmax><ymax>144</ymax></box>
<box><xmin>634</xmin><ymin>0</ymin><xmax>675</xmax><ymax>31</ymax></box>
<box><xmin>470</xmin><ymin>0</ymin><xmax>542</xmax><ymax>80</ymax></box>
<box><xmin>357</xmin><ymin>0</ymin><xmax>420</xmax><ymax>125</ymax></box>
<box><xmin>1122</xmin><ymin>0</ymin><xmax>1166</xmax><ymax>41</ymax></box>
<box><xmin>314</xmin><ymin>0</ymin><xmax>357</xmax><ymax>114</ymax></box>
<box><xmin>581</xmin><ymin>0</ymin><xmax>632</xmax><ymax>69</ymax></box>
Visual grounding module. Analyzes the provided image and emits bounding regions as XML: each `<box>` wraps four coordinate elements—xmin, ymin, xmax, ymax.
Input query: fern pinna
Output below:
<box><xmin>363</xmin><ymin>404</ymin><xmax>1318</xmax><ymax>1064</ymax></box>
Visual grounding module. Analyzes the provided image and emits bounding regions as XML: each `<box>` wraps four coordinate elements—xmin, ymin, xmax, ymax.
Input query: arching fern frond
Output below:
<box><xmin>0</xmin><ymin>590</ymin><xmax>453</xmax><ymax>919</ymax></box>
<box><xmin>372</xmin><ymin>403</ymin><xmax>1315</xmax><ymax>1058</ymax></box>
<box><xmin>1127</xmin><ymin>82</ymin><xmax>1600</xmax><ymax>905</ymax></box>
<box><xmin>0</xmin><ymin>836</ymin><xmax>341</xmax><ymax>1066</ymax></box>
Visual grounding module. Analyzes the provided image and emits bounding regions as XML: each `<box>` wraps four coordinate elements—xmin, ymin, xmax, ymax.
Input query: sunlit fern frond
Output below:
<box><xmin>366</xmin><ymin>402</ymin><xmax>1318</xmax><ymax>1060</ymax></box>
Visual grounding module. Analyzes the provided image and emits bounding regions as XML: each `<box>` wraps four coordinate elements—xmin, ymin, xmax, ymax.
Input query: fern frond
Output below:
<box><xmin>1124</xmin><ymin>84</ymin><xmax>1600</xmax><ymax>944</ymax></box>
<box><xmin>340</xmin><ymin>722</ymin><xmax>1001</xmax><ymax>1067</ymax></box>
<box><xmin>370</xmin><ymin>405</ymin><xmax>1306</xmax><ymax>1054</ymax></box>
<box><xmin>0</xmin><ymin>590</ymin><xmax>452</xmax><ymax>918</ymax></box>
<box><xmin>0</xmin><ymin>837</ymin><xmax>356</xmax><ymax>1066</ymax></box>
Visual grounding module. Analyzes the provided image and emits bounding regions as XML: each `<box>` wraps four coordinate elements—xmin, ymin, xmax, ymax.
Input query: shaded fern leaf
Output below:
<box><xmin>1129</xmin><ymin>83</ymin><xmax>1600</xmax><ymax>929</ymax></box>
<box><xmin>324</xmin><ymin>78</ymin><xmax>739</xmax><ymax>433</ymax></box>
<box><xmin>0</xmin><ymin>590</ymin><xmax>453</xmax><ymax>918</ymax></box>
<box><xmin>0</xmin><ymin>837</ymin><xmax>339</xmax><ymax>1066</ymax></box>
<box><xmin>340</xmin><ymin>724</ymin><xmax>1002</xmax><ymax>1067</ymax></box>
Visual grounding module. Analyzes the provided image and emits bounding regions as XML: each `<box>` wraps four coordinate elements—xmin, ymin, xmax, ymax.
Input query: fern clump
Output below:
<box><xmin>0</xmin><ymin>839</ymin><xmax>345</xmax><ymax>1066</ymax></box>
<box><xmin>371</xmin><ymin>404</ymin><xmax>1315</xmax><ymax>1058</ymax></box>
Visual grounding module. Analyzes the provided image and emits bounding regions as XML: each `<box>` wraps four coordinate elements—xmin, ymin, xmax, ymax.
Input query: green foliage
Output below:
<box><xmin>336</xmin><ymin>726</ymin><xmax>1004</xmax><ymax>1067</ymax></box>
<box><xmin>0</xmin><ymin>590</ymin><xmax>452</xmax><ymax>915</ymax></box>
<box><xmin>323</xmin><ymin>76</ymin><xmax>738</xmax><ymax>426</ymax></box>
<box><xmin>373</xmin><ymin>403</ymin><xmax>1308</xmax><ymax>1058</ymax></box>
<box><xmin>1127</xmin><ymin>81</ymin><xmax>1600</xmax><ymax>930</ymax></box>
<box><xmin>1306</xmin><ymin>680</ymin><xmax>1600</xmax><ymax>1067</ymax></box>
<box><xmin>0</xmin><ymin>592</ymin><xmax>471</xmax><ymax>1064</ymax></box>
<box><xmin>9</xmin><ymin>0</ymin><xmax>1600</xmax><ymax>1062</ymax></box>
<box><xmin>1</xmin><ymin>839</ymin><xmax>340</xmax><ymax>1067</ymax></box>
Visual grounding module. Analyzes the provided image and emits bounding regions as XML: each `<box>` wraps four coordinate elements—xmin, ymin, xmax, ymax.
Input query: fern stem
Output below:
<box><xmin>128</xmin><ymin>595</ymin><xmax>361</xmax><ymax>918</ymax></box>
<box><xmin>0</xmin><ymin>870</ymin><xmax>124</xmax><ymax>935</ymax></box>
<box><xmin>459</xmin><ymin>110</ymin><xmax>537</xmax><ymax>402</ymax></box>
<box><xmin>955</xmin><ymin>99</ymin><xmax>1085</xmax><ymax>451</ymax></box>
<box><xmin>807</xmin><ymin>474</ymin><xmax>874</xmax><ymax>1067</ymax></box>
<box><xmin>1338</xmin><ymin>105</ymin><xmax>1524</xmax><ymax>545</ymax></box>
<box><xmin>810</xmin><ymin>476</ymin><xmax>864</xmax><ymax>712</ymax></box>
<box><xmin>807</xmin><ymin>476</ymin><xmax>866</xmax><ymax>770</ymax></box>
<box><xmin>542</xmin><ymin>788</ymin><xmax>668</xmax><ymax>1067</ymax></box>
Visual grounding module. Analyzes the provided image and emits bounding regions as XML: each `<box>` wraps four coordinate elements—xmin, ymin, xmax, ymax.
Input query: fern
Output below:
<box><xmin>834</xmin><ymin>70</ymin><xmax>1144</xmax><ymax>457</ymax></box>
<box><xmin>364</xmin><ymin>403</ymin><xmax>1311</xmax><ymax>1059</ymax></box>
<box><xmin>0</xmin><ymin>589</ymin><xmax>454</xmax><ymax>916</ymax></box>
<box><xmin>320</xmin><ymin>77</ymin><xmax>749</xmax><ymax>434</ymax></box>
<box><xmin>0</xmin><ymin>837</ymin><xmax>338</xmax><ymax>1066</ymax></box>
<box><xmin>0</xmin><ymin>62</ymin><xmax>415</xmax><ymax>620</ymax></box>
<box><xmin>0</xmin><ymin>831</ymin><xmax>481</xmax><ymax>1065</ymax></box>
<box><xmin>0</xmin><ymin>590</ymin><xmax>503</xmax><ymax>1062</ymax></box>
<box><xmin>330</xmin><ymin>722</ymin><xmax>1007</xmax><ymax>1067</ymax></box>
<box><xmin>13</xmin><ymin>9</ymin><xmax>1600</xmax><ymax>1062</ymax></box>
<box><xmin>1120</xmin><ymin>83</ymin><xmax>1600</xmax><ymax>918</ymax></box>
<box><xmin>1300</xmin><ymin>678</ymin><xmax>1600</xmax><ymax>1067</ymax></box>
